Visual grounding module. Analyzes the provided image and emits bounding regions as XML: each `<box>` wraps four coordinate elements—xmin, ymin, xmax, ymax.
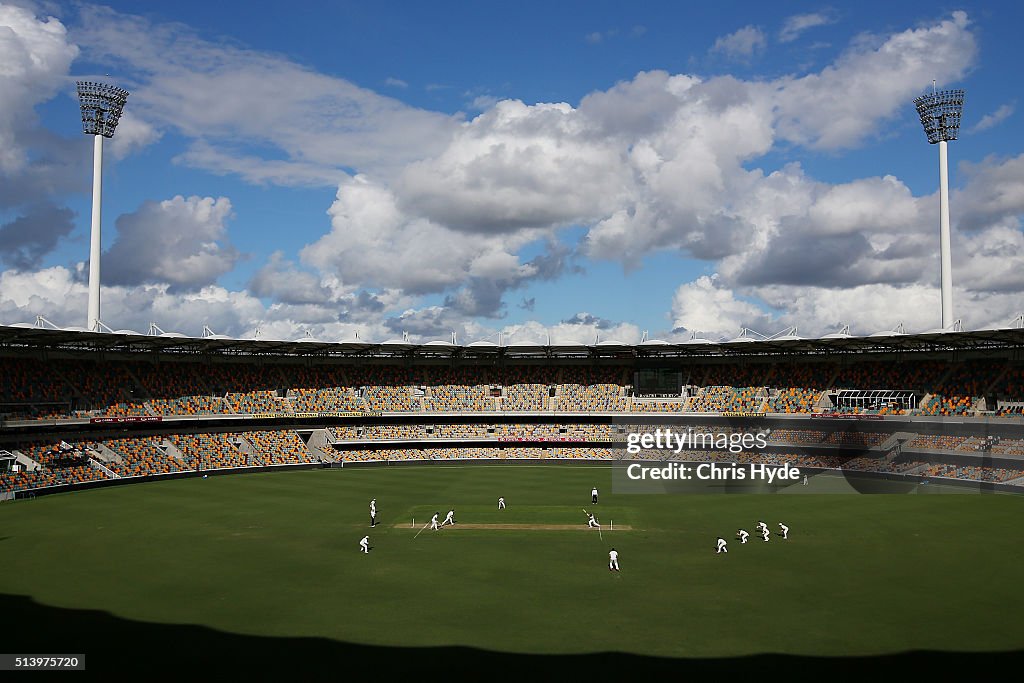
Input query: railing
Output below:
<box><xmin>88</xmin><ymin>457</ymin><xmax>120</xmax><ymax>479</ymax></box>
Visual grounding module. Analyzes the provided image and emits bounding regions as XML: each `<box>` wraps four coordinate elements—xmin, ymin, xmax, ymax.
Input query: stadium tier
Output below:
<box><xmin>3</xmin><ymin>326</ymin><xmax>1024</xmax><ymax>495</ymax></box>
<box><xmin>4</xmin><ymin>417</ymin><xmax>1024</xmax><ymax>494</ymax></box>
<box><xmin>3</xmin><ymin>354</ymin><xmax>1024</xmax><ymax>421</ymax></box>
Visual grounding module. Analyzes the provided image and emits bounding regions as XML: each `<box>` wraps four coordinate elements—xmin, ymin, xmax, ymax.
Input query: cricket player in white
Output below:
<box><xmin>591</xmin><ymin>487</ymin><xmax>599</xmax><ymax>504</ymax></box>
<box><xmin>430</xmin><ymin>512</ymin><xmax>440</xmax><ymax>531</ymax></box>
<box><xmin>585</xmin><ymin>510</ymin><xmax>600</xmax><ymax>529</ymax></box>
<box><xmin>440</xmin><ymin>508</ymin><xmax>455</xmax><ymax>527</ymax></box>
<box><xmin>498</xmin><ymin>496</ymin><xmax>505</xmax><ymax>510</ymax></box>
<box><xmin>778</xmin><ymin>522</ymin><xmax>789</xmax><ymax>540</ymax></box>
<box><xmin>802</xmin><ymin>474</ymin><xmax>809</xmax><ymax>486</ymax></box>
<box><xmin>761</xmin><ymin>526</ymin><xmax>770</xmax><ymax>542</ymax></box>
<box><xmin>737</xmin><ymin>529</ymin><xmax>749</xmax><ymax>544</ymax></box>
<box><xmin>716</xmin><ymin>537</ymin><xmax>728</xmax><ymax>554</ymax></box>
<box><xmin>359</xmin><ymin>535</ymin><xmax>369</xmax><ymax>553</ymax></box>
<box><xmin>608</xmin><ymin>548</ymin><xmax>620</xmax><ymax>571</ymax></box>
<box><xmin>756</xmin><ymin>520</ymin><xmax>767</xmax><ymax>534</ymax></box>
<box><xmin>369</xmin><ymin>498</ymin><xmax>377</xmax><ymax>527</ymax></box>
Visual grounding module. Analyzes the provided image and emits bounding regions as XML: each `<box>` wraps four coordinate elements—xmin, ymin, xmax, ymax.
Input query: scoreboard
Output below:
<box><xmin>634</xmin><ymin>368</ymin><xmax>682</xmax><ymax>395</ymax></box>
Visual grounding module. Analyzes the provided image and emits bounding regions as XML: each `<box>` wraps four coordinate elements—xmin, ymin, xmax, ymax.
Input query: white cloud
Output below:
<box><xmin>669</xmin><ymin>276</ymin><xmax>1024</xmax><ymax>341</ymax></box>
<box><xmin>396</xmin><ymin>99</ymin><xmax>632</xmax><ymax>234</ymax></box>
<box><xmin>1</xmin><ymin>9</ymin><xmax>1015</xmax><ymax>344</ymax></box>
<box><xmin>72</xmin><ymin>5</ymin><xmax>459</xmax><ymax>185</ymax></box>
<box><xmin>710</xmin><ymin>26</ymin><xmax>767</xmax><ymax>60</ymax></box>
<box><xmin>0</xmin><ymin>3</ymin><xmax>84</xmax><ymax>211</ymax></box>
<box><xmin>970</xmin><ymin>103</ymin><xmax>1014</xmax><ymax>133</ymax></box>
<box><xmin>174</xmin><ymin>141</ymin><xmax>349</xmax><ymax>187</ymax></box>
<box><xmin>500</xmin><ymin>318</ymin><xmax>642</xmax><ymax>345</ymax></box>
<box><xmin>295</xmin><ymin>12</ymin><xmax>985</xmax><ymax>331</ymax></box>
<box><xmin>955</xmin><ymin>153</ymin><xmax>1024</xmax><ymax>232</ymax></box>
<box><xmin>955</xmin><ymin>224</ymin><xmax>1024</xmax><ymax>293</ymax></box>
<box><xmin>106</xmin><ymin>110</ymin><xmax>161</xmax><ymax>160</ymax></box>
<box><xmin>774</xmin><ymin>11</ymin><xmax>975</xmax><ymax>150</ymax></box>
<box><xmin>779</xmin><ymin>12</ymin><xmax>838</xmax><ymax>43</ymax></box>
<box><xmin>300</xmin><ymin>175</ymin><xmax>565</xmax><ymax>318</ymax></box>
<box><xmin>248</xmin><ymin>251</ymin><xmax>334</xmax><ymax>306</ymax></box>
<box><xmin>0</xmin><ymin>265</ymin><xmax>84</xmax><ymax>321</ymax></box>
<box><xmin>0</xmin><ymin>264</ymin><xmax>392</xmax><ymax>340</ymax></box>
<box><xmin>0</xmin><ymin>3</ymin><xmax>78</xmax><ymax>171</ymax></box>
<box><xmin>0</xmin><ymin>202</ymin><xmax>75</xmax><ymax>270</ymax></box>
<box><xmin>764</xmin><ymin>282</ymin><xmax>1024</xmax><ymax>335</ymax></box>
<box><xmin>469</xmin><ymin>94</ymin><xmax>499</xmax><ymax>111</ymax></box>
<box><xmin>103</xmin><ymin>195</ymin><xmax>241</xmax><ymax>290</ymax></box>
<box><xmin>671</xmin><ymin>275</ymin><xmax>771</xmax><ymax>338</ymax></box>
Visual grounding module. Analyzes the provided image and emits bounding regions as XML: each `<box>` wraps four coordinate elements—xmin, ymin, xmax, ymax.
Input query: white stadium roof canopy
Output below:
<box><xmin>1</xmin><ymin>321</ymin><xmax>1023</xmax><ymax>360</ymax></box>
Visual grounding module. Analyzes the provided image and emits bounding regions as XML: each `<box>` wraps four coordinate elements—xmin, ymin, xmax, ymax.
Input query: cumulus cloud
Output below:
<box><xmin>248</xmin><ymin>251</ymin><xmax>333</xmax><ymax>306</ymax></box>
<box><xmin>300</xmin><ymin>175</ymin><xmax>570</xmax><ymax>317</ymax></box>
<box><xmin>670</xmin><ymin>275</ymin><xmax>1024</xmax><ymax>341</ymax></box>
<box><xmin>955</xmin><ymin>153</ymin><xmax>1024</xmax><ymax>233</ymax></box>
<box><xmin>390</xmin><ymin>9</ymin><xmax>975</xmax><ymax>285</ymax></box>
<box><xmin>774</xmin><ymin>11</ymin><xmax>975</xmax><ymax>150</ymax></box>
<box><xmin>710</xmin><ymin>26</ymin><xmax>767</xmax><ymax>60</ymax></box>
<box><xmin>671</xmin><ymin>275</ymin><xmax>773</xmax><ymax>339</ymax></box>
<box><xmin>501</xmin><ymin>318</ymin><xmax>642</xmax><ymax>345</ymax></box>
<box><xmin>384</xmin><ymin>305</ymin><xmax>462</xmax><ymax>339</ymax></box>
<box><xmin>103</xmin><ymin>195</ymin><xmax>241</xmax><ymax>290</ymax></box>
<box><xmin>0</xmin><ymin>3</ymin><xmax>79</xmax><ymax>172</ymax></box>
<box><xmin>106</xmin><ymin>110</ymin><xmax>161</xmax><ymax>160</ymax></box>
<box><xmin>396</xmin><ymin>99</ymin><xmax>631</xmax><ymax>233</ymax></box>
<box><xmin>0</xmin><ymin>203</ymin><xmax>75</xmax><ymax>270</ymax></box>
<box><xmin>722</xmin><ymin>171</ymin><xmax>930</xmax><ymax>288</ymax></box>
<box><xmin>1</xmin><ymin>9</ymin><xmax>1015</xmax><ymax>343</ymax></box>
<box><xmin>955</xmin><ymin>224</ymin><xmax>1024</xmax><ymax>293</ymax></box>
<box><xmin>0</xmin><ymin>264</ymin><xmax>398</xmax><ymax>340</ymax></box>
<box><xmin>0</xmin><ymin>265</ymin><xmax>86</xmax><ymax>326</ymax></box>
<box><xmin>0</xmin><ymin>5</ymin><xmax>87</xmax><ymax>275</ymax></box>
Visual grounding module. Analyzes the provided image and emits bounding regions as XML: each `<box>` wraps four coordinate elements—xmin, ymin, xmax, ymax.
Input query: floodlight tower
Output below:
<box><xmin>914</xmin><ymin>86</ymin><xmax>964</xmax><ymax>330</ymax></box>
<box><xmin>76</xmin><ymin>81</ymin><xmax>130</xmax><ymax>331</ymax></box>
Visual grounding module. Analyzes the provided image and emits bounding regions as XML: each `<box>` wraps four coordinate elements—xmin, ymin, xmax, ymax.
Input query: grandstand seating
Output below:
<box><xmin>246</xmin><ymin>430</ymin><xmax>316</xmax><ymax>465</ymax></box>
<box><xmin>104</xmin><ymin>436</ymin><xmax>191</xmax><ymax>476</ymax></box>
<box><xmin>286</xmin><ymin>366</ymin><xmax>359</xmax><ymax>412</ymax></box>
<box><xmin>169</xmin><ymin>433</ymin><xmax>249</xmax><ymax>469</ymax></box>
<box><xmin>4</xmin><ymin>422</ymin><xmax>1024</xmax><ymax>493</ymax></box>
<box><xmin>557</xmin><ymin>367</ymin><xmax>629</xmax><ymax>412</ymax></box>
<box><xmin>1</xmin><ymin>356</ymin><xmax>1022</xmax><ymax>419</ymax></box>
<box><xmin>5</xmin><ymin>351</ymin><xmax>1024</xmax><ymax>495</ymax></box>
<box><xmin>501</xmin><ymin>367</ymin><xmax>556</xmax><ymax>411</ymax></box>
<box><xmin>0</xmin><ymin>439</ymin><xmax>106</xmax><ymax>493</ymax></box>
<box><xmin>689</xmin><ymin>386</ymin><xmax>765</xmax><ymax>413</ymax></box>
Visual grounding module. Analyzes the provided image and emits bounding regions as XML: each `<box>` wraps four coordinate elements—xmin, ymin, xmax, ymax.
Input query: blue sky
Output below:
<box><xmin>1</xmin><ymin>1</ymin><xmax>1023</xmax><ymax>342</ymax></box>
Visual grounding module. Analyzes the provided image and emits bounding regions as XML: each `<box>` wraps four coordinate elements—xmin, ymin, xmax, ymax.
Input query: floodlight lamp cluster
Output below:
<box><xmin>76</xmin><ymin>81</ymin><xmax>130</xmax><ymax>138</ymax></box>
<box><xmin>914</xmin><ymin>89</ymin><xmax>965</xmax><ymax>144</ymax></box>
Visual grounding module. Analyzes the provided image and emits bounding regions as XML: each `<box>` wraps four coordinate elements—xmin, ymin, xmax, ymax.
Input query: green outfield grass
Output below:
<box><xmin>2</xmin><ymin>464</ymin><xmax>1023</xmax><ymax>675</ymax></box>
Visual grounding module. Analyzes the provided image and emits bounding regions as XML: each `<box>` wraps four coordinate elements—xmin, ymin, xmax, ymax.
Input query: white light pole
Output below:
<box><xmin>914</xmin><ymin>87</ymin><xmax>964</xmax><ymax>330</ymax></box>
<box><xmin>76</xmin><ymin>81</ymin><xmax>129</xmax><ymax>331</ymax></box>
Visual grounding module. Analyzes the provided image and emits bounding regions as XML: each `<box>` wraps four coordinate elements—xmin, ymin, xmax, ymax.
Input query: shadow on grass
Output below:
<box><xmin>2</xmin><ymin>592</ymin><xmax>1014</xmax><ymax>679</ymax></box>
